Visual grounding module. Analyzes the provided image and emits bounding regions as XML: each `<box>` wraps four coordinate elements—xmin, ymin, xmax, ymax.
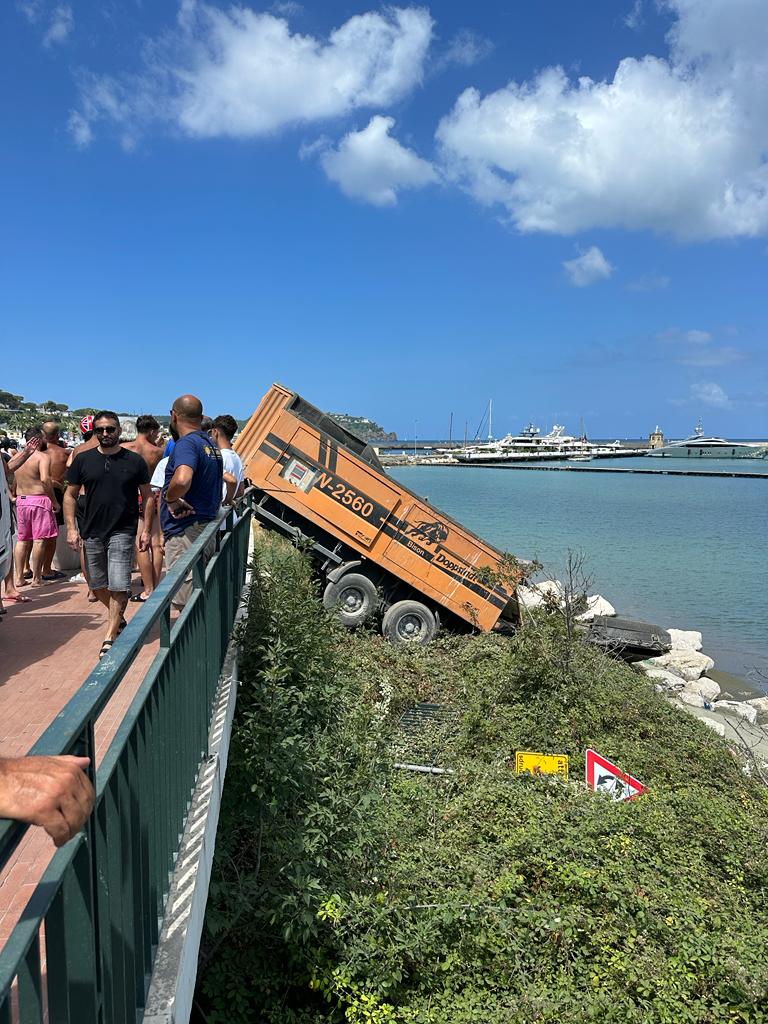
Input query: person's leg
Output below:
<box><xmin>151</xmin><ymin>500</ymin><xmax>164</xmax><ymax>581</ymax></box>
<box><xmin>104</xmin><ymin>531</ymin><xmax>134</xmax><ymax>640</ymax></box>
<box><xmin>29</xmin><ymin>539</ymin><xmax>47</xmax><ymax>585</ymax></box>
<box><xmin>14</xmin><ymin>540</ymin><xmax>32</xmax><ymax>587</ymax></box>
<box><xmin>164</xmin><ymin>523</ymin><xmax>206</xmax><ymax>609</ymax></box>
<box><xmin>133</xmin><ymin>517</ymin><xmax>154</xmax><ymax>600</ymax></box>
<box><xmin>42</xmin><ymin>489</ymin><xmax>65</xmax><ymax>578</ymax></box>
<box><xmin>106</xmin><ymin>591</ymin><xmax>129</xmax><ymax>640</ymax></box>
<box><xmin>82</xmin><ymin>538</ymin><xmax>110</xmax><ymax>620</ymax></box>
<box><xmin>41</xmin><ymin>536</ymin><xmax>57</xmax><ymax>576</ymax></box>
<box><xmin>28</xmin><ymin>499</ymin><xmax>59</xmax><ymax>586</ymax></box>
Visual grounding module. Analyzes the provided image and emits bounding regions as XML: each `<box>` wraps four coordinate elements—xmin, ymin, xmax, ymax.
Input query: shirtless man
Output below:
<box><xmin>13</xmin><ymin>427</ymin><xmax>59</xmax><ymax>588</ymax></box>
<box><xmin>122</xmin><ymin>415</ymin><xmax>164</xmax><ymax>601</ymax></box>
<box><xmin>39</xmin><ymin>420</ymin><xmax>70</xmax><ymax>580</ymax></box>
<box><xmin>67</xmin><ymin>416</ymin><xmax>100</xmax><ymax>601</ymax></box>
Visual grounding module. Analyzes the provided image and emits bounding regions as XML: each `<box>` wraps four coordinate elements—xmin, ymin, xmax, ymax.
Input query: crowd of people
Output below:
<box><xmin>0</xmin><ymin>394</ymin><xmax>245</xmax><ymax>845</ymax></box>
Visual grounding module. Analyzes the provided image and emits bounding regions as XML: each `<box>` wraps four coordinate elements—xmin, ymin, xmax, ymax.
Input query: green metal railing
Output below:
<box><xmin>0</xmin><ymin>495</ymin><xmax>252</xmax><ymax>1023</ymax></box>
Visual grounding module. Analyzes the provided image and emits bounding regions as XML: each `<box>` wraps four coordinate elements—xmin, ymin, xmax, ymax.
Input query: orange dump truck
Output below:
<box><xmin>235</xmin><ymin>384</ymin><xmax>521</xmax><ymax>642</ymax></box>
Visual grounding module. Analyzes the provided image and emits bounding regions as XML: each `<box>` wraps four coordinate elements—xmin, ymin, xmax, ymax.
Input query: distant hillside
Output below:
<box><xmin>328</xmin><ymin>412</ymin><xmax>397</xmax><ymax>441</ymax></box>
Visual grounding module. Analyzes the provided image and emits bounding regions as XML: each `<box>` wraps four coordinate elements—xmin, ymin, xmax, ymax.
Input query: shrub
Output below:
<box><xmin>199</xmin><ymin>535</ymin><xmax>768</xmax><ymax>1024</ymax></box>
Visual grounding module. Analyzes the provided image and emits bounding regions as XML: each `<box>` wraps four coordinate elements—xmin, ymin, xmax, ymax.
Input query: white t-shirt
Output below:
<box><xmin>151</xmin><ymin>456</ymin><xmax>169</xmax><ymax>490</ymax></box>
<box><xmin>220</xmin><ymin>448</ymin><xmax>244</xmax><ymax>502</ymax></box>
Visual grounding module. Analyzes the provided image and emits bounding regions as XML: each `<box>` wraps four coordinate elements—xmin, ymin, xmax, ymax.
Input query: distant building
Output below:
<box><xmin>649</xmin><ymin>426</ymin><xmax>665</xmax><ymax>449</ymax></box>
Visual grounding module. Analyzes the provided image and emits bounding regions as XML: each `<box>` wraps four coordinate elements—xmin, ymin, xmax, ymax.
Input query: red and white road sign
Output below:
<box><xmin>585</xmin><ymin>749</ymin><xmax>645</xmax><ymax>802</ymax></box>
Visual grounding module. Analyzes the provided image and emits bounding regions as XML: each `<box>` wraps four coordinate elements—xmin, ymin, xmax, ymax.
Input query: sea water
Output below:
<box><xmin>389</xmin><ymin>461</ymin><xmax>768</xmax><ymax>687</ymax></box>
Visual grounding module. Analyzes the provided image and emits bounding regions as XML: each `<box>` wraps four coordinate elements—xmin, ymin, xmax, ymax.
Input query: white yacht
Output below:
<box><xmin>454</xmin><ymin>424</ymin><xmax>645</xmax><ymax>463</ymax></box>
<box><xmin>647</xmin><ymin>420</ymin><xmax>768</xmax><ymax>460</ymax></box>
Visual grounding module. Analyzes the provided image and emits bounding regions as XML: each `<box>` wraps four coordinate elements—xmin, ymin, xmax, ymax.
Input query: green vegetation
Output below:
<box><xmin>328</xmin><ymin>412</ymin><xmax>397</xmax><ymax>441</ymax></box>
<box><xmin>198</xmin><ymin>534</ymin><xmax>768</xmax><ymax>1024</ymax></box>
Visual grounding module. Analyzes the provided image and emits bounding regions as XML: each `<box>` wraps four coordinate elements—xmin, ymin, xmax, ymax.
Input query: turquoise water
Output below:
<box><xmin>389</xmin><ymin>463</ymin><xmax>768</xmax><ymax>687</ymax></box>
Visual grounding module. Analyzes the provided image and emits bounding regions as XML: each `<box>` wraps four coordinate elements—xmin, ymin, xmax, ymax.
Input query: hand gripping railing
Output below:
<box><xmin>0</xmin><ymin>493</ymin><xmax>253</xmax><ymax>1023</ymax></box>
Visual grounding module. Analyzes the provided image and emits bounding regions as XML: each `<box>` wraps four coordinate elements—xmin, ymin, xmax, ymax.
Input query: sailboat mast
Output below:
<box><xmin>488</xmin><ymin>399</ymin><xmax>493</xmax><ymax>441</ymax></box>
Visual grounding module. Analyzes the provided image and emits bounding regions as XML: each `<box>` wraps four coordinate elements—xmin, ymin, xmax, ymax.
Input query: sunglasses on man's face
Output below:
<box><xmin>94</xmin><ymin>426</ymin><xmax>118</xmax><ymax>434</ymax></box>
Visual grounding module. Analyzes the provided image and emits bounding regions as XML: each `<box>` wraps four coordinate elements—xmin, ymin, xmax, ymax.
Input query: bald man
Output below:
<box><xmin>161</xmin><ymin>395</ymin><xmax>223</xmax><ymax>609</ymax></box>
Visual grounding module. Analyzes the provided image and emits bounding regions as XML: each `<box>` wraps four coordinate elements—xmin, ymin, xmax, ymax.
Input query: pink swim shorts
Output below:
<box><xmin>16</xmin><ymin>495</ymin><xmax>59</xmax><ymax>542</ymax></box>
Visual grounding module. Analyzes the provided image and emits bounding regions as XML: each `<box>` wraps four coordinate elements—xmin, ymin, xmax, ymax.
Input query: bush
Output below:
<box><xmin>198</xmin><ymin>535</ymin><xmax>768</xmax><ymax>1024</ymax></box>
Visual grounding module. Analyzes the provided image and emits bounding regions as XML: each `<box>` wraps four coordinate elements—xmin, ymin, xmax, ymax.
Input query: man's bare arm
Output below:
<box><xmin>6</xmin><ymin>436</ymin><xmax>40</xmax><ymax>473</ymax></box>
<box><xmin>0</xmin><ymin>755</ymin><xmax>95</xmax><ymax>848</ymax></box>
<box><xmin>222</xmin><ymin>471</ymin><xmax>237</xmax><ymax>506</ymax></box>
<box><xmin>64</xmin><ymin>484</ymin><xmax>80</xmax><ymax>549</ymax></box>
<box><xmin>138</xmin><ymin>484</ymin><xmax>153</xmax><ymax>550</ymax></box>
<box><xmin>165</xmin><ymin>465</ymin><xmax>194</xmax><ymax>503</ymax></box>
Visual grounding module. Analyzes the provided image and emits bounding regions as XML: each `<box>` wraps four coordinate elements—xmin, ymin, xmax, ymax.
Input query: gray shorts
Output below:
<box><xmin>83</xmin><ymin>529</ymin><xmax>135</xmax><ymax>592</ymax></box>
<box><xmin>164</xmin><ymin>520</ymin><xmax>216</xmax><ymax>609</ymax></box>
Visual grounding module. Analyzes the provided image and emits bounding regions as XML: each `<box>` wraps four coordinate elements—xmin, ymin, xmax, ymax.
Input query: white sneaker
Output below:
<box><xmin>69</xmin><ymin>572</ymin><xmax>86</xmax><ymax>583</ymax></box>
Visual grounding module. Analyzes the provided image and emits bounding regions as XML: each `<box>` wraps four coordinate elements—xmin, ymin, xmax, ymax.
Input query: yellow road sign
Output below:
<box><xmin>515</xmin><ymin>751</ymin><xmax>569</xmax><ymax>781</ymax></box>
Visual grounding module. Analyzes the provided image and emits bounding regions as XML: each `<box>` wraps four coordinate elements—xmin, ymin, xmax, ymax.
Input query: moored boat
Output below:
<box><xmin>647</xmin><ymin>420</ymin><xmax>768</xmax><ymax>459</ymax></box>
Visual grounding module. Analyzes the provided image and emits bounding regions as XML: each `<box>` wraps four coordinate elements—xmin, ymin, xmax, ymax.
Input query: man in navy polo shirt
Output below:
<box><xmin>162</xmin><ymin>394</ymin><xmax>223</xmax><ymax>609</ymax></box>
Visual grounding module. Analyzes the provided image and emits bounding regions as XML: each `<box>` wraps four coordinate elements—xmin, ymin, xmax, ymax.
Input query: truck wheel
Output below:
<box><xmin>323</xmin><ymin>573</ymin><xmax>378</xmax><ymax>628</ymax></box>
<box><xmin>381</xmin><ymin>600</ymin><xmax>437</xmax><ymax>644</ymax></box>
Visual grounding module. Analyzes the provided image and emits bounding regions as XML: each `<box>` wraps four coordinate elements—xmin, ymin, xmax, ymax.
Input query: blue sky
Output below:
<box><xmin>1</xmin><ymin>0</ymin><xmax>767</xmax><ymax>439</ymax></box>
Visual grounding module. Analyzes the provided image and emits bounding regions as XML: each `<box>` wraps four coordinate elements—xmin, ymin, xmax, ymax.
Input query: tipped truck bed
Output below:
<box><xmin>235</xmin><ymin>384</ymin><xmax>521</xmax><ymax>632</ymax></box>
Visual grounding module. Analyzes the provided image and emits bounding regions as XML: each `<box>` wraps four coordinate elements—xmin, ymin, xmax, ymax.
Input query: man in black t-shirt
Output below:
<box><xmin>64</xmin><ymin>411</ymin><xmax>153</xmax><ymax>659</ymax></box>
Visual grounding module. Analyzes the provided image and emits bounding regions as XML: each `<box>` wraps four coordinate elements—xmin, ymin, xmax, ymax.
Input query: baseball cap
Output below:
<box><xmin>80</xmin><ymin>415</ymin><xmax>94</xmax><ymax>435</ymax></box>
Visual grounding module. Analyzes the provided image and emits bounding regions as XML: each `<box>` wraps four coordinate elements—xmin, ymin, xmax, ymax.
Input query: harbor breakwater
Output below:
<box><xmin>517</xmin><ymin>578</ymin><xmax>768</xmax><ymax>769</ymax></box>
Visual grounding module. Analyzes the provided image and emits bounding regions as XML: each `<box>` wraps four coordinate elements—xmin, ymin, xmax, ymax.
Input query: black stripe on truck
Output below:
<box><xmin>257</xmin><ymin>437</ymin><xmax>507</xmax><ymax>610</ymax></box>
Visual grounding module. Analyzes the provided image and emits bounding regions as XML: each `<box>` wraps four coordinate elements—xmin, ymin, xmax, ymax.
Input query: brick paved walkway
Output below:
<box><xmin>0</xmin><ymin>574</ymin><xmax>160</xmax><ymax>948</ymax></box>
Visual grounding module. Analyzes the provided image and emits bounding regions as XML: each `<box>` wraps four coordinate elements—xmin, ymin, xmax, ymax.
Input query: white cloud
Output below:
<box><xmin>625</xmin><ymin>1</ymin><xmax>644</xmax><ymax>31</ymax></box>
<box><xmin>18</xmin><ymin>0</ymin><xmax>73</xmax><ymax>47</ymax></box>
<box><xmin>562</xmin><ymin>246</ymin><xmax>613</xmax><ymax>287</ymax></box>
<box><xmin>690</xmin><ymin>381</ymin><xmax>732</xmax><ymax>408</ymax></box>
<box><xmin>270</xmin><ymin>1</ymin><xmax>303</xmax><ymax>16</ymax></box>
<box><xmin>436</xmin><ymin>0</ymin><xmax>768</xmax><ymax>239</ymax></box>
<box><xmin>438</xmin><ymin>29</ymin><xmax>494</xmax><ymax>69</ymax></box>
<box><xmin>679</xmin><ymin>346</ymin><xmax>747</xmax><ymax>367</ymax></box>
<box><xmin>658</xmin><ymin>327</ymin><xmax>712</xmax><ymax>344</ymax></box>
<box><xmin>626</xmin><ymin>273</ymin><xmax>670</xmax><ymax>291</ymax></box>
<box><xmin>67</xmin><ymin>110</ymin><xmax>93</xmax><ymax>148</ymax></box>
<box><xmin>318</xmin><ymin>115</ymin><xmax>437</xmax><ymax>206</ymax></box>
<box><xmin>70</xmin><ymin>3</ymin><xmax>433</xmax><ymax>145</ymax></box>
<box><xmin>43</xmin><ymin>4</ymin><xmax>73</xmax><ymax>47</ymax></box>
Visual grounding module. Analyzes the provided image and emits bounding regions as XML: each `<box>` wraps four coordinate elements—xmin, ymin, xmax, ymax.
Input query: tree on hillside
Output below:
<box><xmin>0</xmin><ymin>390</ymin><xmax>24</xmax><ymax>408</ymax></box>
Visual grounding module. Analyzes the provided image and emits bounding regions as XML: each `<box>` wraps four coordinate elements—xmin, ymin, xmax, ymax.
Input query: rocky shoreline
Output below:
<box><xmin>517</xmin><ymin>580</ymin><xmax>768</xmax><ymax>774</ymax></box>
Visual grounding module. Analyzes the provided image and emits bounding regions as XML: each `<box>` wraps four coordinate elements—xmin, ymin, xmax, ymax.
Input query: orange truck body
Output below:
<box><xmin>235</xmin><ymin>383</ymin><xmax>518</xmax><ymax>632</ymax></box>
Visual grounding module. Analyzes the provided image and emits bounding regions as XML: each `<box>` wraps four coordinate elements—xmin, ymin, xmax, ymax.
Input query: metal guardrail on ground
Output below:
<box><xmin>0</xmin><ymin>495</ymin><xmax>253</xmax><ymax>1023</ymax></box>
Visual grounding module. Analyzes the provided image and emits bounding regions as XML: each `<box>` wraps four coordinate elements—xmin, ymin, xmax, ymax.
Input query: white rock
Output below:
<box><xmin>667</xmin><ymin>628</ymin><xmax>703</xmax><ymax>652</ymax></box>
<box><xmin>644</xmin><ymin>649</ymin><xmax>715</xmax><ymax>682</ymax></box>
<box><xmin>639</xmin><ymin>667</ymin><xmax>686</xmax><ymax>691</ymax></box>
<box><xmin>575</xmin><ymin>594</ymin><xmax>617</xmax><ymax>622</ymax></box>
<box><xmin>684</xmin><ymin>677</ymin><xmax>721</xmax><ymax>701</ymax></box>
<box><xmin>678</xmin><ymin>691</ymin><xmax>706</xmax><ymax>708</ymax></box>
<box><xmin>745</xmin><ymin>697</ymin><xmax>768</xmax><ymax>723</ymax></box>
<box><xmin>715</xmin><ymin>701</ymin><xmax>758</xmax><ymax>725</ymax></box>
<box><xmin>701</xmin><ymin>717</ymin><xmax>726</xmax><ymax>737</ymax></box>
<box><xmin>516</xmin><ymin>579</ymin><xmax>564</xmax><ymax>610</ymax></box>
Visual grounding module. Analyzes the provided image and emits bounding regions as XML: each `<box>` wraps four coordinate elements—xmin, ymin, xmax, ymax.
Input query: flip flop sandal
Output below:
<box><xmin>3</xmin><ymin>594</ymin><xmax>32</xmax><ymax>604</ymax></box>
<box><xmin>22</xmin><ymin>571</ymin><xmax>32</xmax><ymax>580</ymax></box>
<box><xmin>99</xmin><ymin>640</ymin><xmax>114</xmax><ymax>659</ymax></box>
<box><xmin>130</xmin><ymin>594</ymin><xmax>148</xmax><ymax>602</ymax></box>
<box><xmin>42</xmin><ymin>572</ymin><xmax>66</xmax><ymax>581</ymax></box>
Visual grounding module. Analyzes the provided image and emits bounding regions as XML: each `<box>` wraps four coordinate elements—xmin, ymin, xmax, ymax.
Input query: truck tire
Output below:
<box><xmin>323</xmin><ymin>572</ymin><xmax>378</xmax><ymax>628</ymax></box>
<box><xmin>381</xmin><ymin>600</ymin><xmax>437</xmax><ymax>644</ymax></box>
